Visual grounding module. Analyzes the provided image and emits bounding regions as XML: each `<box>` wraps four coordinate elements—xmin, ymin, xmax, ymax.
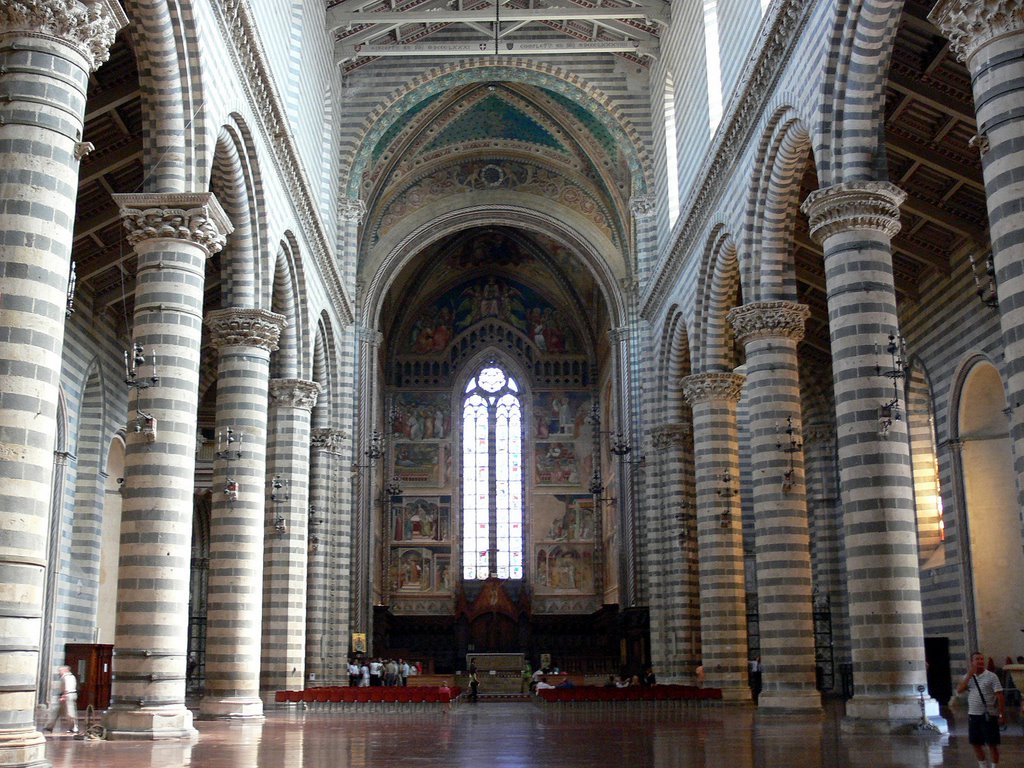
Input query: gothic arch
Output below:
<box><xmin>343</xmin><ymin>60</ymin><xmax>652</xmax><ymax>199</ymax></box>
<box><xmin>212</xmin><ymin>117</ymin><xmax>265</xmax><ymax>309</ymax></box>
<box><xmin>693</xmin><ymin>226</ymin><xmax>741</xmax><ymax>372</ymax></box>
<box><xmin>270</xmin><ymin>233</ymin><xmax>309</xmax><ymax>380</ymax></box>
<box><xmin>363</xmin><ymin>204</ymin><xmax>628</xmax><ymax>334</ymax></box>
<box><xmin>311</xmin><ymin>317</ymin><xmax>335</xmax><ymax>430</ymax></box>
<box><xmin>745</xmin><ymin>105</ymin><xmax>812</xmax><ymax>302</ymax></box>
<box><xmin>815</xmin><ymin>0</ymin><xmax>903</xmax><ymax>185</ymax></box>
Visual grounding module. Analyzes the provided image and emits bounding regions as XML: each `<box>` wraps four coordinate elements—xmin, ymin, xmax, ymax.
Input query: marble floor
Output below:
<box><xmin>40</xmin><ymin>701</ymin><xmax>1021</xmax><ymax>768</ymax></box>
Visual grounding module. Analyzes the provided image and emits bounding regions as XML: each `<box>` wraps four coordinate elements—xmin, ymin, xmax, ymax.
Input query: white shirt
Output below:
<box><xmin>966</xmin><ymin>670</ymin><xmax>1002</xmax><ymax>716</ymax></box>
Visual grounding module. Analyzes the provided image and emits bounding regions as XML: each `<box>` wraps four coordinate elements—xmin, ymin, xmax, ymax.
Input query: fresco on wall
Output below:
<box><xmin>535</xmin><ymin>441</ymin><xmax>582</xmax><ymax>485</ymax></box>
<box><xmin>533</xmin><ymin>393</ymin><xmax>592</xmax><ymax>486</ymax></box>
<box><xmin>537</xmin><ymin>494</ymin><xmax>596</xmax><ymax>542</ymax></box>
<box><xmin>392</xmin><ymin>496</ymin><xmax>451</xmax><ymax>542</ymax></box>
<box><xmin>533</xmin><ymin>392</ymin><xmax>589</xmax><ymax>439</ymax></box>
<box><xmin>392</xmin><ymin>547</ymin><xmax>435</xmax><ymax>592</ymax></box>
<box><xmin>393</xmin><ymin>442</ymin><xmax>450</xmax><ymax>486</ymax></box>
<box><xmin>403</xmin><ymin>276</ymin><xmax>578</xmax><ymax>355</ymax></box>
<box><xmin>391</xmin><ymin>392</ymin><xmax>451</xmax><ymax>440</ymax></box>
<box><xmin>535</xmin><ymin>545</ymin><xmax>595</xmax><ymax>592</ymax></box>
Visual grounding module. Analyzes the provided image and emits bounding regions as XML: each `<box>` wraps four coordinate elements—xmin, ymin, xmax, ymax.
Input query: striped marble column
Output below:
<box><xmin>610</xmin><ymin>325</ymin><xmax>640</xmax><ymax>606</ymax></box>
<box><xmin>930</xmin><ymin>2</ymin><xmax>1024</xmax><ymax>510</ymax></box>
<box><xmin>802</xmin><ymin>182</ymin><xmax>936</xmax><ymax>731</ymax></box>
<box><xmin>0</xmin><ymin>2</ymin><xmax>123</xmax><ymax>762</ymax></box>
<box><xmin>261</xmin><ymin>379</ymin><xmax>320</xmax><ymax>695</ymax></box>
<box><xmin>646</xmin><ymin>422</ymin><xmax>700</xmax><ymax>683</ymax></box>
<box><xmin>306</xmin><ymin>428</ymin><xmax>346</xmax><ymax>682</ymax></box>
<box><xmin>728</xmin><ymin>301</ymin><xmax>820</xmax><ymax>713</ymax></box>
<box><xmin>681</xmin><ymin>373</ymin><xmax>750</xmax><ymax>701</ymax></box>
<box><xmin>353</xmin><ymin>326</ymin><xmax>381</xmax><ymax>643</ymax></box>
<box><xmin>199</xmin><ymin>308</ymin><xmax>284</xmax><ymax>720</ymax></box>
<box><xmin>106</xmin><ymin>193</ymin><xmax>232</xmax><ymax>739</ymax></box>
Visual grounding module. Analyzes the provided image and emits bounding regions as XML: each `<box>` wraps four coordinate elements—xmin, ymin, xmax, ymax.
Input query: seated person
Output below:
<box><xmin>555</xmin><ymin>678</ymin><xmax>574</xmax><ymax>689</ymax></box>
<box><xmin>615</xmin><ymin>676</ymin><xmax>630</xmax><ymax>688</ymax></box>
<box><xmin>604</xmin><ymin>675</ymin><xmax>617</xmax><ymax>688</ymax></box>
<box><xmin>534</xmin><ymin>676</ymin><xmax>555</xmax><ymax>692</ymax></box>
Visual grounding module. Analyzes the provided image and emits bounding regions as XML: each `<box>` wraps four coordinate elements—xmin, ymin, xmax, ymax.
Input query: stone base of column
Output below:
<box><xmin>718</xmin><ymin>685</ymin><xmax>754</xmax><ymax>703</ymax></box>
<box><xmin>0</xmin><ymin>727</ymin><xmax>48</xmax><ymax>768</ymax></box>
<box><xmin>104</xmin><ymin>706</ymin><xmax>198</xmax><ymax>740</ymax></box>
<box><xmin>196</xmin><ymin>696</ymin><xmax>265</xmax><ymax>720</ymax></box>
<box><xmin>756</xmin><ymin>689</ymin><xmax>822</xmax><ymax>714</ymax></box>
<box><xmin>842</xmin><ymin>695</ymin><xmax>948</xmax><ymax>734</ymax></box>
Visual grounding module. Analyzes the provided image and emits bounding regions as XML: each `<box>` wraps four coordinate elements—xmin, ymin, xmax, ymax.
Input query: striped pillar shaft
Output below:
<box><xmin>631</xmin><ymin>195</ymin><xmax>657</xmax><ymax>289</ymax></box>
<box><xmin>306</xmin><ymin>428</ymin><xmax>345</xmax><ymax>682</ymax></box>
<box><xmin>930</xmin><ymin>3</ymin><xmax>1024</xmax><ymax>508</ymax></box>
<box><xmin>106</xmin><ymin>193</ymin><xmax>231</xmax><ymax>739</ymax></box>
<box><xmin>729</xmin><ymin>301</ymin><xmax>821</xmax><ymax>712</ymax></box>
<box><xmin>199</xmin><ymin>308</ymin><xmax>284</xmax><ymax>719</ymax></box>
<box><xmin>647</xmin><ymin>423</ymin><xmax>699</xmax><ymax>682</ymax></box>
<box><xmin>681</xmin><ymin>373</ymin><xmax>750</xmax><ymax>701</ymax></box>
<box><xmin>261</xmin><ymin>379</ymin><xmax>320</xmax><ymax>695</ymax></box>
<box><xmin>353</xmin><ymin>327</ymin><xmax>381</xmax><ymax>642</ymax></box>
<box><xmin>0</xmin><ymin>3</ymin><xmax>121</xmax><ymax>761</ymax></box>
<box><xmin>609</xmin><ymin>325</ymin><xmax>639</xmax><ymax>605</ymax></box>
<box><xmin>802</xmin><ymin>182</ymin><xmax>933</xmax><ymax>730</ymax></box>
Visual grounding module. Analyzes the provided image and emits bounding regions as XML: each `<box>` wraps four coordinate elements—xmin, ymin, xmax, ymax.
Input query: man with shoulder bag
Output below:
<box><xmin>957</xmin><ymin>652</ymin><xmax>1006</xmax><ymax>768</ymax></box>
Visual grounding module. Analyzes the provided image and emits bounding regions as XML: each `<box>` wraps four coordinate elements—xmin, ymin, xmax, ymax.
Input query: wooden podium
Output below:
<box><xmin>63</xmin><ymin>644</ymin><xmax>113</xmax><ymax>710</ymax></box>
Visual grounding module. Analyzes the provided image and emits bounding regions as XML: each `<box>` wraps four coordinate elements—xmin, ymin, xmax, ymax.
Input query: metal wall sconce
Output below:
<box><xmin>216</xmin><ymin>427</ymin><xmax>244</xmax><ymax>460</ymax></box>
<box><xmin>309</xmin><ymin>505</ymin><xmax>323</xmax><ymax>553</ymax></box>
<box><xmin>717</xmin><ymin>470</ymin><xmax>737</xmax><ymax>527</ymax></box>
<box><xmin>66</xmin><ymin>260</ymin><xmax>77</xmax><ymax>317</ymax></box>
<box><xmin>124</xmin><ymin>342</ymin><xmax>158</xmax><ymax>390</ymax></box>
<box><xmin>777</xmin><ymin>416</ymin><xmax>802</xmax><ymax>492</ymax></box>
<box><xmin>224</xmin><ymin>478</ymin><xmax>239</xmax><ymax>502</ymax></box>
<box><xmin>366</xmin><ymin>430</ymin><xmax>385</xmax><ymax>461</ymax></box>
<box><xmin>876</xmin><ymin>334</ymin><xmax>908</xmax><ymax>437</ymax></box>
<box><xmin>968</xmin><ymin>250</ymin><xmax>998</xmax><ymax>309</ymax></box>
<box><xmin>385</xmin><ymin>476</ymin><xmax>403</xmax><ymax>498</ymax></box>
<box><xmin>609</xmin><ymin>432</ymin><xmax>631</xmax><ymax>457</ymax></box>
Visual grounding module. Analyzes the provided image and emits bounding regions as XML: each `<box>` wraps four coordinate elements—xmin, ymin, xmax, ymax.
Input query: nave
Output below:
<box><xmin>38</xmin><ymin>702</ymin><xmax>1021</xmax><ymax>768</ymax></box>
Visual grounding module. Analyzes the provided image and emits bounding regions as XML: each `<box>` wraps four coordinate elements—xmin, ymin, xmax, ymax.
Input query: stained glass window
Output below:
<box><xmin>462</xmin><ymin>365</ymin><xmax>524</xmax><ymax>581</ymax></box>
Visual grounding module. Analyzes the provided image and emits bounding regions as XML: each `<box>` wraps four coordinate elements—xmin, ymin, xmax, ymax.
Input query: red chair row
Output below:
<box><xmin>276</xmin><ymin>685</ymin><xmax>463</xmax><ymax>709</ymax></box>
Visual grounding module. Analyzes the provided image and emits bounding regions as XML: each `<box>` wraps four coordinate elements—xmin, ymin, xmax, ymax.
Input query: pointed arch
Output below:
<box><xmin>270</xmin><ymin>233</ymin><xmax>309</xmax><ymax>380</ymax></box>
<box><xmin>693</xmin><ymin>226</ymin><xmax>742</xmax><ymax>372</ymax></box>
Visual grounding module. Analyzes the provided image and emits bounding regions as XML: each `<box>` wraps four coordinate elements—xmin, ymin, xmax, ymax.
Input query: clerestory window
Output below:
<box><xmin>462</xmin><ymin>364</ymin><xmax>524</xmax><ymax>581</ymax></box>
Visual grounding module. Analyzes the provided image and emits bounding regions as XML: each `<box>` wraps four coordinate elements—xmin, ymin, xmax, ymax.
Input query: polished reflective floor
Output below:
<box><xmin>41</xmin><ymin>701</ymin><xmax>1022</xmax><ymax>768</ymax></box>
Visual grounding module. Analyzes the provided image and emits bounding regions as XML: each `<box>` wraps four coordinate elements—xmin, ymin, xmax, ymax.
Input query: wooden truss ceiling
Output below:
<box><xmin>328</xmin><ymin>0</ymin><xmax>665</xmax><ymax>73</ymax></box>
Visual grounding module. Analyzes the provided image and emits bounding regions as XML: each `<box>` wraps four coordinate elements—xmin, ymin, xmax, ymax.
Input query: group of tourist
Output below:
<box><xmin>347</xmin><ymin>658</ymin><xmax>421</xmax><ymax>687</ymax></box>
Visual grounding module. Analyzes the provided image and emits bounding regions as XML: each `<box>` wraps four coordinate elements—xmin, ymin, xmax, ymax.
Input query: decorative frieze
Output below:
<box><xmin>728</xmin><ymin>301</ymin><xmax>809</xmax><ymax>344</ymax></box>
<box><xmin>356</xmin><ymin>325</ymin><xmax>384</xmax><ymax>348</ymax></box>
<box><xmin>269</xmin><ymin>379</ymin><xmax>321</xmax><ymax>411</ymax></box>
<box><xmin>311</xmin><ymin>428</ymin><xmax>349</xmax><ymax>453</ymax></box>
<box><xmin>929</xmin><ymin>0</ymin><xmax>1024</xmax><ymax>62</ymax></box>
<box><xmin>800</xmin><ymin>181</ymin><xmax>906</xmax><ymax>244</ymax></box>
<box><xmin>115</xmin><ymin>193</ymin><xmax>233</xmax><ymax>256</ymax></box>
<box><xmin>630</xmin><ymin>194</ymin><xmax>656</xmax><ymax>219</ymax></box>
<box><xmin>680</xmin><ymin>372</ymin><xmax>745</xmax><ymax>405</ymax></box>
<box><xmin>205</xmin><ymin>308</ymin><xmax>286</xmax><ymax>352</ymax></box>
<box><xmin>339</xmin><ymin>198</ymin><xmax>367</xmax><ymax>223</ymax></box>
<box><xmin>0</xmin><ymin>0</ymin><xmax>127</xmax><ymax>71</ymax></box>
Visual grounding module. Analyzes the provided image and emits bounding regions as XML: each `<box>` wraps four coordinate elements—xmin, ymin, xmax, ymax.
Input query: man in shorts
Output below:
<box><xmin>957</xmin><ymin>651</ymin><xmax>1005</xmax><ymax>768</ymax></box>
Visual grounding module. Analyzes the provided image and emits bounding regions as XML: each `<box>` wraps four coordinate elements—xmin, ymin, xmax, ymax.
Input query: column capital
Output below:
<box><xmin>0</xmin><ymin>0</ymin><xmax>128</xmax><ymax>71</ymax></box>
<box><xmin>356</xmin><ymin>325</ymin><xmax>383</xmax><ymax>348</ymax></box>
<box><xmin>114</xmin><ymin>192</ymin><xmax>234</xmax><ymax>256</ymax></box>
<box><xmin>311</xmin><ymin>427</ymin><xmax>349</xmax><ymax>452</ymax></box>
<box><xmin>650</xmin><ymin>422</ymin><xmax>691</xmax><ymax>449</ymax></box>
<box><xmin>609</xmin><ymin>326</ymin><xmax>632</xmax><ymax>344</ymax></box>
<box><xmin>205</xmin><ymin>308</ymin><xmax>286</xmax><ymax>352</ymax></box>
<box><xmin>800</xmin><ymin>181</ymin><xmax>906</xmax><ymax>244</ymax></box>
<box><xmin>630</xmin><ymin>194</ymin><xmax>656</xmax><ymax>219</ymax></box>
<box><xmin>728</xmin><ymin>301</ymin><xmax>809</xmax><ymax>345</ymax></box>
<box><xmin>270</xmin><ymin>378</ymin><xmax>321</xmax><ymax>411</ymax></box>
<box><xmin>929</xmin><ymin>0</ymin><xmax>1024</xmax><ymax>63</ymax></box>
<box><xmin>680</xmin><ymin>372</ymin><xmax>745</xmax><ymax>406</ymax></box>
<box><xmin>339</xmin><ymin>198</ymin><xmax>367</xmax><ymax>222</ymax></box>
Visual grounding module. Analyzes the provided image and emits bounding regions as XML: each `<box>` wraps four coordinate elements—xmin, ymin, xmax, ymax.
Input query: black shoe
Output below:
<box><xmin>67</xmin><ymin>729</ymin><xmax>78</xmax><ymax>734</ymax></box>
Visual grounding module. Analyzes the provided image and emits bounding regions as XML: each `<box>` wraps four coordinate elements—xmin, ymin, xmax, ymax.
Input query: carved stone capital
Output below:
<box><xmin>609</xmin><ymin>326</ymin><xmax>632</xmax><ymax>344</ymax></box>
<box><xmin>680</xmin><ymin>372</ymin><xmax>745</xmax><ymax>406</ymax></box>
<box><xmin>115</xmin><ymin>193</ymin><xmax>234</xmax><ymax>256</ymax></box>
<box><xmin>0</xmin><ymin>0</ymin><xmax>128</xmax><ymax>71</ymax></box>
<box><xmin>800</xmin><ymin>181</ymin><xmax>906</xmax><ymax>244</ymax></box>
<box><xmin>205</xmin><ymin>308</ymin><xmax>286</xmax><ymax>352</ymax></box>
<box><xmin>339</xmin><ymin>198</ymin><xmax>367</xmax><ymax>222</ymax></box>
<box><xmin>356</xmin><ymin>325</ymin><xmax>383</xmax><ymax>348</ymax></box>
<box><xmin>650</xmin><ymin>423</ymin><xmax>691</xmax><ymax>449</ymax></box>
<box><xmin>311</xmin><ymin>428</ymin><xmax>349</xmax><ymax>452</ymax></box>
<box><xmin>929</xmin><ymin>0</ymin><xmax>1024</xmax><ymax>64</ymax></box>
<box><xmin>630</xmin><ymin>195</ymin><xmax>656</xmax><ymax>219</ymax></box>
<box><xmin>270</xmin><ymin>378</ymin><xmax>321</xmax><ymax>411</ymax></box>
<box><xmin>728</xmin><ymin>301</ymin><xmax>809</xmax><ymax>345</ymax></box>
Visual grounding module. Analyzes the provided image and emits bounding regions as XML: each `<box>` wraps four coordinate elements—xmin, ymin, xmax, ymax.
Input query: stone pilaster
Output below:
<box><xmin>0</xmin><ymin>1</ymin><xmax>124</xmax><ymax>760</ymax></box>
<box><xmin>930</xmin><ymin>1</ymin><xmax>1024</xmax><ymax>519</ymax></box>
<box><xmin>609</xmin><ymin>324</ymin><xmax>640</xmax><ymax>606</ymax></box>
<box><xmin>199</xmin><ymin>308</ymin><xmax>284</xmax><ymax>720</ymax></box>
<box><xmin>353</xmin><ymin>326</ymin><xmax>382</xmax><ymax>643</ymax></box>
<box><xmin>306</xmin><ymin>428</ymin><xmax>347</xmax><ymax>682</ymax></box>
<box><xmin>646</xmin><ymin>422</ymin><xmax>699</xmax><ymax>683</ymax></box>
<box><xmin>106</xmin><ymin>193</ymin><xmax>232</xmax><ymax>739</ymax></box>
<box><xmin>631</xmin><ymin>194</ymin><xmax>657</xmax><ymax>290</ymax></box>
<box><xmin>801</xmin><ymin>182</ymin><xmax>940</xmax><ymax>732</ymax></box>
<box><xmin>728</xmin><ymin>301</ymin><xmax>820</xmax><ymax>713</ymax></box>
<box><xmin>338</xmin><ymin>198</ymin><xmax>365</xmax><ymax>287</ymax></box>
<box><xmin>261</xmin><ymin>378</ymin><xmax>320</xmax><ymax>695</ymax></box>
<box><xmin>681</xmin><ymin>373</ymin><xmax>750</xmax><ymax>701</ymax></box>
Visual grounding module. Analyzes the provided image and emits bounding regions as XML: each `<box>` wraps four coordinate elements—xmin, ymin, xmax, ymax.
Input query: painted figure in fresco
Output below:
<box><xmin>529</xmin><ymin>307</ymin><xmax>547</xmax><ymax>351</ymax></box>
